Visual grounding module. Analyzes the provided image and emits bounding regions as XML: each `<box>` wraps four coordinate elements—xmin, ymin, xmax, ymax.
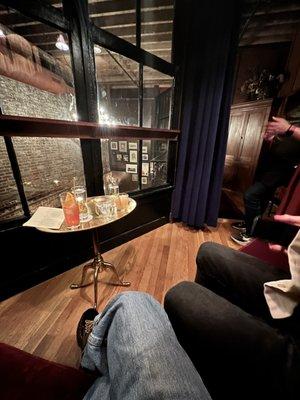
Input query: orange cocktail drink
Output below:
<box><xmin>59</xmin><ymin>191</ymin><xmax>80</xmax><ymax>229</ymax></box>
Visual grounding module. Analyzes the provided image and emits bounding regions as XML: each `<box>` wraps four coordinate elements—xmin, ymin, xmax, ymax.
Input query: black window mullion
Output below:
<box><xmin>91</xmin><ymin>24</ymin><xmax>175</xmax><ymax>77</ymax></box>
<box><xmin>63</xmin><ymin>0</ymin><xmax>104</xmax><ymax>196</ymax></box>
<box><xmin>136</xmin><ymin>0</ymin><xmax>143</xmax><ymax>191</ymax></box>
<box><xmin>3</xmin><ymin>136</ymin><xmax>30</xmax><ymax>218</ymax></box>
<box><xmin>1</xmin><ymin>0</ymin><xmax>69</xmax><ymax>32</ymax></box>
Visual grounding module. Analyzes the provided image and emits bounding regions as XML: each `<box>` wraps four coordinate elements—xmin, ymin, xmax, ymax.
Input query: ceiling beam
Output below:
<box><xmin>240</xmin><ymin>33</ymin><xmax>293</xmax><ymax>46</ymax></box>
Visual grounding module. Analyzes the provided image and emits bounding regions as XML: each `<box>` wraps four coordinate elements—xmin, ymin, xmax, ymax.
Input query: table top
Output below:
<box><xmin>37</xmin><ymin>196</ymin><xmax>137</xmax><ymax>234</ymax></box>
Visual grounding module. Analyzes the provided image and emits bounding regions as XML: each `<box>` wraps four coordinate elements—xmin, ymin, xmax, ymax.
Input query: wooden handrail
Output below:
<box><xmin>0</xmin><ymin>115</ymin><xmax>179</xmax><ymax>140</ymax></box>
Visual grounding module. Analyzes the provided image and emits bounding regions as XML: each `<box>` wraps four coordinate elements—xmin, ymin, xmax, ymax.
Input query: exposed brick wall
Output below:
<box><xmin>0</xmin><ymin>76</ymin><xmax>85</xmax><ymax>221</ymax></box>
<box><xmin>0</xmin><ymin>75</ymin><xmax>76</xmax><ymax>119</ymax></box>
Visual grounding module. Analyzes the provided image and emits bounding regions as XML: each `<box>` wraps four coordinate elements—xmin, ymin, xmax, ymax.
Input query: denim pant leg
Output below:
<box><xmin>81</xmin><ymin>291</ymin><xmax>211</xmax><ymax>400</ymax></box>
<box><xmin>243</xmin><ymin>181</ymin><xmax>273</xmax><ymax>234</ymax></box>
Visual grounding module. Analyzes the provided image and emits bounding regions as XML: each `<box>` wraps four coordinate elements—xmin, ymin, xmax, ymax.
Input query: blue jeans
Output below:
<box><xmin>81</xmin><ymin>291</ymin><xmax>211</xmax><ymax>400</ymax></box>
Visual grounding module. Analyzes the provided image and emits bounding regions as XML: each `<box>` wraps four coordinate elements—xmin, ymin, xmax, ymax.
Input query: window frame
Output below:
<box><xmin>0</xmin><ymin>0</ymin><xmax>179</xmax><ymax>227</ymax></box>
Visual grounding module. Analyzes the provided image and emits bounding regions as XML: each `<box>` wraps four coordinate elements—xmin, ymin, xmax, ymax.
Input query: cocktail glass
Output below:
<box><xmin>115</xmin><ymin>193</ymin><xmax>129</xmax><ymax>211</ymax></box>
<box><xmin>59</xmin><ymin>191</ymin><xmax>80</xmax><ymax>229</ymax></box>
<box><xmin>72</xmin><ymin>186</ymin><xmax>92</xmax><ymax>222</ymax></box>
<box><xmin>94</xmin><ymin>197</ymin><xmax>116</xmax><ymax>219</ymax></box>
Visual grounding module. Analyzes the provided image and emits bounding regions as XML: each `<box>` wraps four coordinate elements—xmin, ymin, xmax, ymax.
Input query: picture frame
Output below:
<box><xmin>126</xmin><ymin>164</ymin><xmax>138</xmax><ymax>174</ymax></box>
<box><xmin>142</xmin><ymin>154</ymin><xmax>148</xmax><ymax>161</ymax></box>
<box><xmin>142</xmin><ymin>162</ymin><xmax>149</xmax><ymax>176</ymax></box>
<box><xmin>130</xmin><ymin>150</ymin><xmax>138</xmax><ymax>163</ymax></box>
<box><xmin>123</xmin><ymin>154</ymin><xmax>129</xmax><ymax>162</ymax></box>
<box><xmin>116</xmin><ymin>154</ymin><xmax>122</xmax><ymax>161</ymax></box>
<box><xmin>141</xmin><ymin>177</ymin><xmax>148</xmax><ymax>185</ymax></box>
<box><xmin>110</xmin><ymin>141</ymin><xmax>118</xmax><ymax>150</ymax></box>
<box><xmin>119</xmin><ymin>141</ymin><xmax>127</xmax><ymax>153</ymax></box>
<box><xmin>129</xmin><ymin>142</ymin><xmax>138</xmax><ymax>150</ymax></box>
<box><xmin>132</xmin><ymin>174</ymin><xmax>138</xmax><ymax>182</ymax></box>
<box><xmin>142</xmin><ymin>146</ymin><xmax>148</xmax><ymax>154</ymax></box>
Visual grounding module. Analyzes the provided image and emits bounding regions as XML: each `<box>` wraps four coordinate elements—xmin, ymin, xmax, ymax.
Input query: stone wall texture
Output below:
<box><xmin>0</xmin><ymin>76</ymin><xmax>84</xmax><ymax>220</ymax></box>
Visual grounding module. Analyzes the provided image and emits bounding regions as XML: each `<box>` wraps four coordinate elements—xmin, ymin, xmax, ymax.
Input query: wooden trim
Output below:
<box><xmin>0</xmin><ymin>115</ymin><xmax>179</xmax><ymax>140</ymax></box>
<box><xmin>230</xmin><ymin>99</ymin><xmax>273</xmax><ymax>111</ymax></box>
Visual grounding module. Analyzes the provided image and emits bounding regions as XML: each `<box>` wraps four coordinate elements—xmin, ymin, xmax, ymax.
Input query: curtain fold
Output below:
<box><xmin>171</xmin><ymin>0</ymin><xmax>242</xmax><ymax>228</ymax></box>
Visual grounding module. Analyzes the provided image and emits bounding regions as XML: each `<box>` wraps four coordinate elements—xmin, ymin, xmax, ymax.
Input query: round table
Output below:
<box><xmin>38</xmin><ymin>196</ymin><xmax>136</xmax><ymax>309</ymax></box>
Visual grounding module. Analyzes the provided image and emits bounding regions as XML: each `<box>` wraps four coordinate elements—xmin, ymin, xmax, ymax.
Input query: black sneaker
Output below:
<box><xmin>76</xmin><ymin>308</ymin><xmax>99</xmax><ymax>351</ymax></box>
<box><xmin>231</xmin><ymin>221</ymin><xmax>246</xmax><ymax>232</ymax></box>
<box><xmin>230</xmin><ymin>232</ymin><xmax>253</xmax><ymax>246</ymax></box>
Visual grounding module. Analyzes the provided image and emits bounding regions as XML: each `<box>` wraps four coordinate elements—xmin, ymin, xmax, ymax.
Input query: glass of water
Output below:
<box><xmin>94</xmin><ymin>197</ymin><xmax>116</xmax><ymax>219</ymax></box>
<box><xmin>72</xmin><ymin>186</ymin><xmax>92</xmax><ymax>222</ymax></box>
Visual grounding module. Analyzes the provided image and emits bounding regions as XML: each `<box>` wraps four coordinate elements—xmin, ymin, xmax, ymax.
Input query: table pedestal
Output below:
<box><xmin>70</xmin><ymin>230</ymin><xmax>130</xmax><ymax>308</ymax></box>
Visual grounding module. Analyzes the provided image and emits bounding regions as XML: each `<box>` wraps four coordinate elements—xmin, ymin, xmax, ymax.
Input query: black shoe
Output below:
<box><xmin>230</xmin><ymin>232</ymin><xmax>253</xmax><ymax>246</ymax></box>
<box><xmin>76</xmin><ymin>308</ymin><xmax>99</xmax><ymax>351</ymax></box>
<box><xmin>231</xmin><ymin>221</ymin><xmax>246</xmax><ymax>232</ymax></box>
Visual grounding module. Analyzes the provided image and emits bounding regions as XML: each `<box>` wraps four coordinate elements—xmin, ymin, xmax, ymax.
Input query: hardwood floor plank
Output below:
<box><xmin>0</xmin><ymin>220</ymin><xmax>240</xmax><ymax>368</ymax></box>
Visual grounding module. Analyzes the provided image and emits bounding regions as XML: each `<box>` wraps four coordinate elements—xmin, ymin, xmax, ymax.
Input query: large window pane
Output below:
<box><xmin>101</xmin><ymin>139</ymin><xmax>140</xmax><ymax>193</ymax></box>
<box><xmin>0</xmin><ymin>5</ymin><xmax>76</xmax><ymax>120</ymax></box>
<box><xmin>143</xmin><ymin>66</ymin><xmax>173</xmax><ymax>128</ymax></box>
<box><xmin>0</xmin><ymin>137</ymin><xmax>23</xmax><ymax>221</ymax></box>
<box><xmin>141</xmin><ymin>0</ymin><xmax>174</xmax><ymax>62</ymax></box>
<box><xmin>141</xmin><ymin>139</ymin><xmax>168</xmax><ymax>189</ymax></box>
<box><xmin>95</xmin><ymin>46</ymin><xmax>139</xmax><ymax>126</ymax></box>
<box><xmin>89</xmin><ymin>0</ymin><xmax>136</xmax><ymax>45</ymax></box>
<box><xmin>12</xmin><ymin>137</ymin><xmax>85</xmax><ymax>213</ymax></box>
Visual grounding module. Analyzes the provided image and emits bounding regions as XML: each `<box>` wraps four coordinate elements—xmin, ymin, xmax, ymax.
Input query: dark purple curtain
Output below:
<box><xmin>171</xmin><ymin>0</ymin><xmax>241</xmax><ymax>228</ymax></box>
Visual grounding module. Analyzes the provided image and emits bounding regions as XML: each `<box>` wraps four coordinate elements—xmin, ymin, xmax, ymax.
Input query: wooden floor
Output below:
<box><xmin>0</xmin><ymin>220</ymin><xmax>239</xmax><ymax>368</ymax></box>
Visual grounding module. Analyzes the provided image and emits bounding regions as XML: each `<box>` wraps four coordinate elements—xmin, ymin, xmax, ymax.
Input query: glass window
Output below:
<box><xmin>0</xmin><ymin>137</ymin><xmax>23</xmax><ymax>221</ymax></box>
<box><xmin>141</xmin><ymin>139</ymin><xmax>168</xmax><ymax>189</ymax></box>
<box><xmin>102</xmin><ymin>139</ymin><xmax>140</xmax><ymax>193</ymax></box>
<box><xmin>0</xmin><ymin>6</ymin><xmax>77</xmax><ymax>120</ymax></box>
<box><xmin>89</xmin><ymin>1</ymin><xmax>136</xmax><ymax>45</ymax></box>
<box><xmin>141</xmin><ymin>0</ymin><xmax>174</xmax><ymax>62</ymax></box>
<box><xmin>143</xmin><ymin>66</ymin><xmax>173</xmax><ymax>128</ymax></box>
<box><xmin>95</xmin><ymin>46</ymin><xmax>139</xmax><ymax>126</ymax></box>
<box><xmin>12</xmin><ymin>137</ymin><xmax>85</xmax><ymax>213</ymax></box>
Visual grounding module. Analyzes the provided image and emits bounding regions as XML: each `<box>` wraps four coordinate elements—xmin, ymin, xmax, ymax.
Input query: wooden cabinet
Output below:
<box><xmin>223</xmin><ymin>100</ymin><xmax>272</xmax><ymax>193</ymax></box>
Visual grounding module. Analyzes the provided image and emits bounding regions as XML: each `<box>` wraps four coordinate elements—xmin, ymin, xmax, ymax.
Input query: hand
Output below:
<box><xmin>274</xmin><ymin>214</ymin><xmax>300</xmax><ymax>227</ymax></box>
<box><xmin>264</xmin><ymin>116</ymin><xmax>290</xmax><ymax>141</ymax></box>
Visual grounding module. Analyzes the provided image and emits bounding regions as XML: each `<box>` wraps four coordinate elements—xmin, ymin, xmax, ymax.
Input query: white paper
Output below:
<box><xmin>23</xmin><ymin>206</ymin><xmax>64</xmax><ymax>230</ymax></box>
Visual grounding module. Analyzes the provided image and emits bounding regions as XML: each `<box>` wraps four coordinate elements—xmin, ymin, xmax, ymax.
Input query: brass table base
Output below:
<box><xmin>70</xmin><ymin>231</ymin><xmax>130</xmax><ymax>309</ymax></box>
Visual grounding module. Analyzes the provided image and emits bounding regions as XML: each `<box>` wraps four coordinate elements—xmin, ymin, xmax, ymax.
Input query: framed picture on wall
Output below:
<box><xmin>116</xmin><ymin>154</ymin><xmax>122</xmax><ymax>161</ymax></box>
<box><xmin>123</xmin><ymin>155</ymin><xmax>129</xmax><ymax>162</ymax></box>
<box><xmin>142</xmin><ymin>154</ymin><xmax>148</xmax><ymax>161</ymax></box>
<box><xmin>126</xmin><ymin>164</ymin><xmax>138</xmax><ymax>174</ymax></box>
<box><xmin>119</xmin><ymin>141</ymin><xmax>127</xmax><ymax>153</ymax></box>
<box><xmin>142</xmin><ymin>146</ymin><xmax>148</xmax><ymax>153</ymax></box>
<box><xmin>132</xmin><ymin>174</ymin><xmax>138</xmax><ymax>182</ymax></box>
<box><xmin>141</xmin><ymin>177</ymin><xmax>148</xmax><ymax>185</ymax></box>
<box><xmin>142</xmin><ymin>162</ymin><xmax>149</xmax><ymax>176</ymax></box>
<box><xmin>129</xmin><ymin>142</ymin><xmax>138</xmax><ymax>150</ymax></box>
<box><xmin>110</xmin><ymin>141</ymin><xmax>118</xmax><ymax>150</ymax></box>
<box><xmin>130</xmin><ymin>150</ymin><xmax>138</xmax><ymax>163</ymax></box>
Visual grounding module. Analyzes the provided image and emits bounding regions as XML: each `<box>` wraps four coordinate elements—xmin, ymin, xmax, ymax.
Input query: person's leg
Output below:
<box><xmin>81</xmin><ymin>291</ymin><xmax>211</xmax><ymax>400</ymax></box>
<box><xmin>195</xmin><ymin>242</ymin><xmax>290</xmax><ymax>321</ymax></box>
<box><xmin>164</xmin><ymin>281</ymin><xmax>300</xmax><ymax>400</ymax></box>
<box><xmin>243</xmin><ymin>181</ymin><xmax>273</xmax><ymax>234</ymax></box>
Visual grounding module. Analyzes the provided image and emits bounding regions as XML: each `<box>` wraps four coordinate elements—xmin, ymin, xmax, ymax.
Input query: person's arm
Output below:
<box><xmin>264</xmin><ymin>117</ymin><xmax>300</xmax><ymax>141</ymax></box>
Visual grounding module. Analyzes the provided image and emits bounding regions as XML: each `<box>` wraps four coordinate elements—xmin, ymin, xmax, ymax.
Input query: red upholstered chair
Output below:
<box><xmin>240</xmin><ymin>165</ymin><xmax>300</xmax><ymax>271</ymax></box>
<box><xmin>0</xmin><ymin>342</ymin><xmax>95</xmax><ymax>400</ymax></box>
